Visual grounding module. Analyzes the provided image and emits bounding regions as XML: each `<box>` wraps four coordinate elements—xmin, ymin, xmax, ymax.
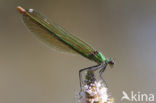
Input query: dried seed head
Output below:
<box><xmin>79</xmin><ymin>80</ymin><xmax>113</xmax><ymax>103</ymax></box>
<box><xmin>78</xmin><ymin>67</ymin><xmax>114</xmax><ymax>103</ymax></box>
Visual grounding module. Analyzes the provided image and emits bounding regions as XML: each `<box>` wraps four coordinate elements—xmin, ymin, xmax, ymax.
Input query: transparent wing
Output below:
<box><xmin>21</xmin><ymin>8</ymin><xmax>96</xmax><ymax>56</ymax></box>
<box><xmin>22</xmin><ymin>10</ymin><xmax>78</xmax><ymax>54</ymax></box>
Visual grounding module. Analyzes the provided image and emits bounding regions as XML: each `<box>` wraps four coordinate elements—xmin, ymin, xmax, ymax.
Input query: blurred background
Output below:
<box><xmin>0</xmin><ymin>0</ymin><xmax>156</xmax><ymax>103</ymax></box>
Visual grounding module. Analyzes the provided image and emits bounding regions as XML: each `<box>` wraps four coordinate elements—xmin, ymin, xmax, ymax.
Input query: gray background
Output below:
<box><xmin>0</xmin><ymin>0</ymin><xmax>155</xmax><ymax>103</ymax></box>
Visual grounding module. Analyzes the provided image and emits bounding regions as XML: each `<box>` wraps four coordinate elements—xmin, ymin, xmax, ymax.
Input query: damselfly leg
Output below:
<box><xmin>79</xmin><ymin>63</ymin><xmax>107</xmax><ymax>91</ymax></box>
<box><xmin>99</xmin><ymin>63</ymin><xmax>108</xmax><ymax>87</ymax></box>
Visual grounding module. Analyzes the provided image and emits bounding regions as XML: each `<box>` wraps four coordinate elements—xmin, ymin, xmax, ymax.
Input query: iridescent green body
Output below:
<box><xmin>17</xmin><ymin>7</ymin><xmax>107</xmax><ymax>64</ymax></box>
<box><xmin>17</xmin><ymin>6</ymin><xmax>115</xmax><ymax>90</ymax></box>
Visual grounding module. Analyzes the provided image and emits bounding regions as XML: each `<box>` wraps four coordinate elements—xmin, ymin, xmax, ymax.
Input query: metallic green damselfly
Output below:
<box><xmin>17</xmin><ymin>6</ymin><xmax>114</xmax><ymax>88</ymax></box>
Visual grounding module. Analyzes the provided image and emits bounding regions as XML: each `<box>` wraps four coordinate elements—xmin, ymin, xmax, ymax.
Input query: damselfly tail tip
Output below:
<box><xmin>17</xmin><ymin>6</ymin><xmax>26</xmax><ymax>13</ymax></box>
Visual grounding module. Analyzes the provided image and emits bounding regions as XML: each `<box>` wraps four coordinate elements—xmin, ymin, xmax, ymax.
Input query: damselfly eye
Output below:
<box><xmin>107</xmin><ymin>58</ymin><xmax>114</xmax><ymax>65</ymax></box>
<box><xmin>109</xmin><ymin>60</ymin><xmax>114</xmax><ymax>65</ymax></box>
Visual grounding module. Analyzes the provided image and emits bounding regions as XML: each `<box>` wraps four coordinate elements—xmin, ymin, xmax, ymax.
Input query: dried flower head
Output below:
<box><xmin>78</xmin><ymin>71</ymin><xmax>114</xmax><ymax>103</ymax></box>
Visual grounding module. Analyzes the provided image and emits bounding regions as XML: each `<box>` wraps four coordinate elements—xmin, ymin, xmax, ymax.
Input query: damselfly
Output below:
<box><xmin>17</xmin><ymin>6</ymin><xmax>114</xmax><ymax>89</ymax></box>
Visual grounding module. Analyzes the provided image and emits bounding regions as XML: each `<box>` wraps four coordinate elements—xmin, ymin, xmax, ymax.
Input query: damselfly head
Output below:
<box><xmin>108</xmin><ymin>60</ymin><xmax>114</xmax><ymax>65</ymax></box>
<box><xmin>106</xmin><ymin>58</ymin><xmax>114</xmax><ymax>68</ymax></box>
